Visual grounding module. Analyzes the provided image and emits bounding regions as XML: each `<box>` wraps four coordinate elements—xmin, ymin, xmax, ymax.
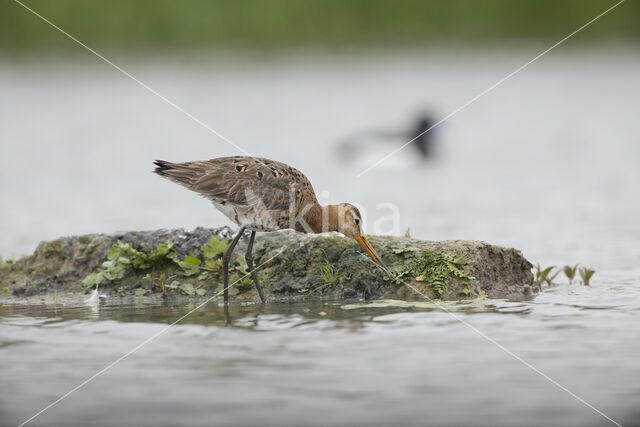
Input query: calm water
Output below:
<box><xmin>1</xmin><ymin>285</ymin><xmax>640</xmax><ymax>427</ymax></box>
<box><xmin>1</xmin><ymin>48</ymin><xmax>640</xmax><ymax>426</ymax></box>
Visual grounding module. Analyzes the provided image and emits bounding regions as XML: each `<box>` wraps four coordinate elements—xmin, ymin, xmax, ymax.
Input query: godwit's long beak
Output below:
<box><xmin>356</xmin><ymin>234</ymin><xmax>384</xmax><ymax>266</ymax></box>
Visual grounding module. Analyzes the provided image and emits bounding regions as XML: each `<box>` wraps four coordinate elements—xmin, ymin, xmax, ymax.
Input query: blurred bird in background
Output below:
<box><xmin>338</xmin><ymin>115</ymin><xmax>437</xmax><ymax>170</ymax></box>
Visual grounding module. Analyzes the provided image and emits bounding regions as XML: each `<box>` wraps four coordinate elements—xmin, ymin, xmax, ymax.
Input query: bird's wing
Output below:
<box><xmin>156</xmin><ymin>156</ymin><xmax>318</xmax><ymax>211</ymax></box>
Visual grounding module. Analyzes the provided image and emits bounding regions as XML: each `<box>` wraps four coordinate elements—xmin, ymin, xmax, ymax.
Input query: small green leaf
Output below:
<box><xmin>107</xmin><ymin>243</ymin><xmax>123</xmax><ymax>260</ymax></box>
<box><xmin>180</xmin><ymin>282</ymin><xmax>195</xmax><ymax>296</ymax></box>
<box><xmin>82</xmin><ymin>272</ymin><xmax>104</xmax><ymax>288</ymax></box>
<box><xmin>184</xmin><ymin>256</ymin><xmax>201</xmax><ymax>265</ymax></box>
<box><xmin>180</xmin><ymin>256</ymin><xmax>202</xmax><ymax>276</ymax></box>
<box><xmin>237</xmin><ymin>257</ymin><xmax>249</xmax><ymax>273</ymax></box>
<box><xmin>204</xmin><ymin>236</ymin><xmax>229</xmax><ymax>259</ymax></box>
<box><xmin>152</xmin><ymin>240</ymin><xmax>174</xmax><ymax>258</ymax></box>
<box><xmin>135</xmin><ymin>288</ymin><xmax>147</xmax><ymax>297</ymax></box>
<box><xmin>541</xmin><ymin>266</ymin><xmax>555</xmax><ymax>277</ymax></box>
<box><xmin>166</xmin><ymin>280</ymin><xmax>180</xmax><ymax>290</ymax></box>
<box><xmin>205</xmin><ymin>259</ymin><xmax>221</xmax><ymax>271</ymax></box>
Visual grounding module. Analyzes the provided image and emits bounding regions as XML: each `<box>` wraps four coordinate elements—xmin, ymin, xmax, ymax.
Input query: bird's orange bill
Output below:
<box><xmin>356</xmin><ymin>234</ymin><xmax>384</xmax><ymax>266</ymax></box>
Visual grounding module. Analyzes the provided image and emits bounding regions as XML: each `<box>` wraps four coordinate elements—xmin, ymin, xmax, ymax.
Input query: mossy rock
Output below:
<box><xmin>0</xmin><ymin>228</ymin><xmax>534</xmax><ymax>302</ymax></box>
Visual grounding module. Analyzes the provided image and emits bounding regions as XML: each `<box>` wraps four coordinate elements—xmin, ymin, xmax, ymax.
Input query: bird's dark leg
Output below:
<box><xmin>245</xmin><ymin>231</ymin><xmax>266</xmax><ymax>303</ymax></box>
<box><xmin>223</xmin><ymin>227</ymin><xmax>246</xmax><ymax>305</ymax></box>
<box><xmin>223</xmin><ymin>304</ymin><xmax>232</xmax><ymax>326</ymax></box>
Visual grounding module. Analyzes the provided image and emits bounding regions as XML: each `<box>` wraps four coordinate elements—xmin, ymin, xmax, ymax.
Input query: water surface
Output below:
<box><xmin>2</xmin><ymin>279</ymin><xmax>639</xmax><ymax>426</ymax></box>
<box><xmin>2</xmin><ymin>48</ymin><xmax>640</xmax><ymax>426</ymax></box>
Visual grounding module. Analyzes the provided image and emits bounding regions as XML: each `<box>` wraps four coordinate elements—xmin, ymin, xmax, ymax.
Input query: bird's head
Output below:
<box><xmin>334</xmin><ymin>203</ymin><xmax>384</xmax><ymax>266</ymax></box>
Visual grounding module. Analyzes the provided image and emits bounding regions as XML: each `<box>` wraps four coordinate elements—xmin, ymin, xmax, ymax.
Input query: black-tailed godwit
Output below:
<box><xmin>154</xmin><ymin>156</ymin><xmax>384</xmax><ymax>303</ymax></box>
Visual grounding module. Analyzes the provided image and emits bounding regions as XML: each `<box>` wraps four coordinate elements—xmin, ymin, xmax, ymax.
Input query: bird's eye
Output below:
<box><xmin>354</xmin><ymin>218</ymin><xmax>360</xmax><ymax>225</ymax></box>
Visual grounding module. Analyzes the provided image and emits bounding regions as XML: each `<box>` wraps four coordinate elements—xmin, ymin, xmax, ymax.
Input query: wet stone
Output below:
<box><xmin>0</xmin><ymin>228</ymin><xmax>535</xmax><ymax>302</ymax></box>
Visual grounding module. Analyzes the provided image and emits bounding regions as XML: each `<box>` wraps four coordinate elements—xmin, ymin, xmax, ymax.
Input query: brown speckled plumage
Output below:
<box><xmin>153</xmin><ymin>155</ymin><xmax>384</xmax><ymax>304</ymax></box>
<box><xmin>154</xmin><ymin>156</ymin><xmax>319</xmax><ymax>232</ymax></box>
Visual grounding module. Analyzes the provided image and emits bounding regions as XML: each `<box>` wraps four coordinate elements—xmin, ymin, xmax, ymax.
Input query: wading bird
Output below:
<box><xmin>154</xmin><ymin>156</ymin><xmax>384</xmax><ymax>304</ymax></box>
<box><xmin>339</xmin><ymin>115</ymin><xmax>436</xmax><ymax>169</ymax></box>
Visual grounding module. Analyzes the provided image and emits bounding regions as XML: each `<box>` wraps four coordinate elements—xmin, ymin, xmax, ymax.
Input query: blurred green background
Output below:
<box><xmin>2</xmin><ymin>0</ymin><xmax>638</xmax><ymax>52</ymax></box>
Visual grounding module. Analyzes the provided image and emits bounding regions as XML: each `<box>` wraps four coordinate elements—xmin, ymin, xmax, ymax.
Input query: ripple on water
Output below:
<box><xmin>1</xmin><ymin>279</ymin><xmax>639</xmax><ymax>427</ymax></box>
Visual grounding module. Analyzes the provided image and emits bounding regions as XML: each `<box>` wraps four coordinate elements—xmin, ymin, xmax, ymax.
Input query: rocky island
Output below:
<box><xmin>0</xmin><ymin>228</ymin><xmax>535</xmax><ymax>302</ymax></box>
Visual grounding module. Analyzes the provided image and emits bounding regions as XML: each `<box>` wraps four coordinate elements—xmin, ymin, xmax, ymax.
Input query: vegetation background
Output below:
<box><xmin>2</xmin><ymin>0</ymin><xmax>639</xmax><ymax>53</ymax></box>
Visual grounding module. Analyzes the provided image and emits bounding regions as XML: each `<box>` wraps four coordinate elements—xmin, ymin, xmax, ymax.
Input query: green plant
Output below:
<box><xmin>545</xmin><ymin>269</ymin><xmax>559</xmax><ymax>287</ymax></box>
<box><xmin>563</xmin><ymin>264</ymin><xmax>578</xmax><ymax>285</ymax></box>
<box><xmin>393</xmin><ymin>251</ymin><xmax>474</xmax><ymax>297</ymax></box>
<box><xmin>178</xmin><ymin>256</ymin><xmax>202</xmax><ymax>276</ymax></box>
<box><xmin>203</xmin><ymin>236</ymin><xmax>229</xmax><ymax>259</ymax></box>
<box><xmin>319</xmin><ymin>259</ymin><xmax>339</xmax><ymax>285</ymax></box>
<box><xmin>82</xmin><ymin>240</ymin><xmax>177</xmax><ymax>288</ymax></box>
<box><xmin>81</xmin><ymin>235</ymin><xmax>252</xmax><ymax>297</ymax></box>
<box><xmin>202</xmin><ymin>236</ymin><xmax>231</xmax><ymax>274</ymax></box>
<box><xmin>579</xmin><ymin>267</ymin><xmax>595</xmax><ymax>286</ymax></box>
<box><xmin>183</xmin><ymin>236</ymin><xmax>249</xmax><ymax>286</ymax></box>
<box><xmin>144</xmin><ymin>273</ymin><xmax>168</xmax><ymax>296</ymax></box>
<box><xmin>304</xmin><ymin>255</ymin><xmax>340</xmax><ymax>296</ymax></box>
<box><xmin>233</xmin><ymin>257</ymin><xmax>254</xmax><ymax>287</ymax></box>
<box><xmin>159</xmin><ymin>278</ymin><xmax>207</xmax><ymax>296</ymax></box>
<box><xmin>404</xmin><ymin>228</ymin><xmax>411</xmax><ymax>238</ymax></box>
<box><xmin>81</xmin><ymin>239</ymin><xmax>206</xmax><ymax>288</ymax></box>
<box><xmin>534</xmin><ymin>264</ymin><xmax>556</xmax><ymax>287</ymax></box>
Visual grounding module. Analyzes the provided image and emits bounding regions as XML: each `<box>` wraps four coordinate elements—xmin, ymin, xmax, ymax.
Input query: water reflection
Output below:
<box><xmin>1</xmin><ymin>283</ymin><xmax>640</xmax><ymax>427</ymax></box>
<box><xmin>1</xmin><ymin>299</ymin><xmax>446</xmax><ymax>330</ymax></box>
<box><xmin>0</xmin><ymin>286</ymin><xmax>634</xmax><ymax>330</ymax></box>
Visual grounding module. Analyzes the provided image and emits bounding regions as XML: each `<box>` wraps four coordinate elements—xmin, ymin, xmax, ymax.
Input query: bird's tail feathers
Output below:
<box><xmin>153</xmin><ymin>160</ymin><xmax>176</xmax><ymax>176</ymax></box>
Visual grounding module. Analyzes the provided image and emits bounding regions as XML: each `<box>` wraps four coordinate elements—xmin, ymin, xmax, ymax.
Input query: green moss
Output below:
<box><xmin>38</xmin><ymin>238</ymin><xmax>64</xmax><ymax>255</ymax></box>
<box><xmin>392</xmin><ymin>251</ymin><xmax>474</xmax><ymax>297</ymax></box>
<box><xmin>29</xmin><ymin>239</ymin><xmax>66</xmax><ymax>274</ymax></box>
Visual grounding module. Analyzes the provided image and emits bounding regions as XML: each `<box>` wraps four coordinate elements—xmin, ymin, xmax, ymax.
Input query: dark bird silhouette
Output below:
<box><xmin>339</xmin><ymin>115</ymin><xmax>436</xmax><ymax>169</ymax></box>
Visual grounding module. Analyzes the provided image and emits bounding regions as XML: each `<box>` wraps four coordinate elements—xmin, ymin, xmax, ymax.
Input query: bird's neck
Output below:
<box><xmin>302</xmin><ymin>204</ymin><xmax>339</xmax><ymax>234</ymax></box>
